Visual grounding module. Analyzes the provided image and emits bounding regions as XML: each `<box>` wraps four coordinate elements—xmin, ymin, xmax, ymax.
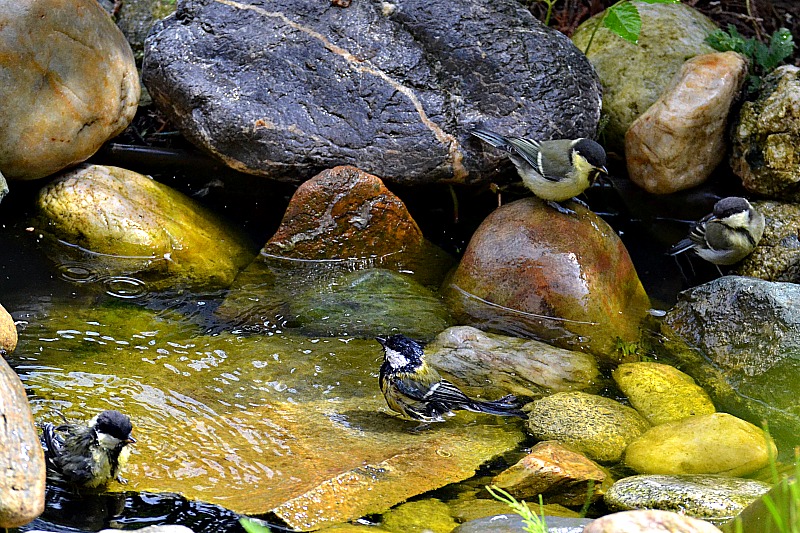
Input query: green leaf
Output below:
<box><xmin>635</xmin><ymin>0</ymin><xmax>679</xmax><ymax>3</ymax></box>
<box><xmin>603</xmin><ymin>2</ymin><xmax>642</xmax><ymax>45</ymax></box>
<box><xmin>239</xmin><ymin>517</ymin><xmax>272</xmax><ymax>533</ymax></box>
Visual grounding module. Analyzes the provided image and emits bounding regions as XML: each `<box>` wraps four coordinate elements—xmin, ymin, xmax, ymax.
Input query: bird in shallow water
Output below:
<box><xmin>669</xmin><ymin>196</ymin><xmax>765</xmax><ymax>267</ymax></box>
<box><xmin>377</xmin><ymin>334</ymin><xmax>526</xmax><ymax>424</ymax></box>
<box><xmin>40</xmin><ymin>409</ymin><xmax>135</xmax><ymax>488</ymax></box>
<box><xmin>470</xmin><ymin>127</ymin><xmax>608</xmax><ymax>214</ymax></box>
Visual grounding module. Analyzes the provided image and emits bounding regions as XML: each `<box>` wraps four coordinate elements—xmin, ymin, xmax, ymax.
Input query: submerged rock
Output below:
<box><xmin>626</xmin><ymin>52</ymin><xmax>747</xmax><ymax>194</ymax></box>
<box><xmin>425</xmin><ymin>326</ymin><xmax>600</xmax><ymax>399</ymax></box>
<box><xmin>612</xmin><ymin>362</ymin><xmax>715</xmax><ymax>426</ymax></box>
<box><xmin>663</xmin><ymin>275</ymin><xmax>800</xmax><ymax>444</ymax></box>
<box><xmin>0</xmin><ymin>357</ymin><xmax>45</xmax><ymax>527</ymax></box>
<box><xmin>142</xmin><ymin>0</ymin><xmax>601</xmax><ymax>184</ymax></box>
<box><xmin>33</xmin><ymin>165</ymin><xmax>255</xmax><ymax>290</ymax></box>
<box><xmin>491</xmin><ymin>440</ymin><xmax>612</xmax><ymax>506</ymax></box>
<box><xmin>624</xmin><ymin>413</ymin><xmax>775</xmax><ymax>477</ymax></box>
<box><xmin>571</xmin><ymin>2</ymin><xmax>718</xmax><ymax>153</ymax></box>
<box><xmin>731</xmin><ymin>66</ymin><xmax>800</xmax><ymax>200</ymax></box>
<box><xmin>604</xmin><ymin>474</ymin><xmax>771</xmax><ymax>523</ymax></box>
<box><xmin>453</xmin><ymin>515</ymin><xmax>592</xmax><ymax>533</ymax></box>
<box><xmin>442</xmin><ymin>198</ymin><xmax>650</xmax><ymax>360</ymax></box>
<box><xmin>0</xmin><ymin>0</ymin><xmax>139</xmax><ymax>180</ymax></box>
<box><xmin>14</xmin><ymin>304</ymin><xmax>524</xmax><ymax>530</ymax></box>
<box><xmin>525</xmin><ymin>391</ymin><xmax>651</xmax><ymax>463</ymax></box>
<box><xmin>0</xmin><ymin>303</ymin><xmax>16</xmax><ymax>353</ymax></box>
<box><xmin>583</xmin><ymin>509</ymin><xmax>723</xmax><ymax>533</ymax></box>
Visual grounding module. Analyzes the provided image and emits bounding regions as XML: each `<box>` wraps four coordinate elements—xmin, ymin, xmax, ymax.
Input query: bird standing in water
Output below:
<box><xmin>470</xmin><ymin>127</ymin><xmax>608</xmax><ymax>214</ymax></box>
<box><xmin>377</xmin><ymin>334</ymin><xmax>526</xmax><ymax>424</ymax></box>
<box><xmin>41</xmin><ymin>409</ymin><xmax>136</xmax><ymax>488</ymax></box>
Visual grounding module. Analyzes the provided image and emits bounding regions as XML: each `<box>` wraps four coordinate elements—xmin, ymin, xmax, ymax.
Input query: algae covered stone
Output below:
<box><xmin>571</xmin><ymin>2</ymin><xmax>718</xmax><ymax>153</ymax></box>
<box><xmin>613</xmin><ymin>362</ymin><xmax>715</xmax><ymax>425</ymax></box>
<box><xmin>526</xmin><ymin>392</ymin><xmax>650</xmax><ymax>463</ymax></box>
<box><xmin>380</xmin><ymin>499</ymin><xmax>457</xmax><ymax>533</ymax></box>
<box><xmin>33</xmin><ymin>165</ymin><xmax>254</xmax><ymax>290</ymax></box>
<box><xmin>624</xmin><ymin>413</ymin><xmax>775</xmax><ymax>476</ymax></box>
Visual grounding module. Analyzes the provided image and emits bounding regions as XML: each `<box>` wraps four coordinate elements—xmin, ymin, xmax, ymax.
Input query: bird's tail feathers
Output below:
<box><xmin>40</xmin><ymin>422</ymin><xmax>64</xmax><ymax>467</ymax></box>
<box><xmin>669</xmin><ymin>238</ymin><xmax>694</xmax><ymax>256</ymax></box>
<box><xmin>467</xmin><ymin>394</ymin><xmax>528</xmax><ymax>419</ymax></box>
<box><xmin>470</xmin><ymin>128</ymin><xmax>511</xmax><ymax>150</ymax></box>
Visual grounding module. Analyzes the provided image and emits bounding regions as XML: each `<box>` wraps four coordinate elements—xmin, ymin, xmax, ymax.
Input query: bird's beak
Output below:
<box><xmin>375</xmin><ymin>336</ymin><xmax>387</xmax><ymax>345</ymax></box>
<box><xmin>126</xmin><ymin>436</ymin><xmax>137</xmax><ymax>444</ymax></box>
<box><xmin>592</xmin><ymin>166</ymin><xmax>610</xmax><ymax>185</ymax></box>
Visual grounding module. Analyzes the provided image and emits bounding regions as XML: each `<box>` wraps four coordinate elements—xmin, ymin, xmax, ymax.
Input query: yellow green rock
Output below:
<box><xmin>624</xmin><ymin>413</ymin><xmax>776</xmax><ymax>476</ymax></box>
<box><xmin>381</xmin><ymin>499</ymin><xmax>457</xmax><ymax>533</ymax></box>
<box><xmin>613</xmin><ymin>362</ymin><xmax>715</xmax><ymax>425</ymax></box>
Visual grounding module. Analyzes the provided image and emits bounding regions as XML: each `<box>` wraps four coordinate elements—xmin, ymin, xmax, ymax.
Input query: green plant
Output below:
<box><xmin>613</xmin><ymin>337</ymin><xmax>641</xmax><ymax>359</ymax></box>
<box><xmin>705</xmin><ymin>25</ymin><xmax>796</xmax><ymax>94</ymax></box>
<box><xmin>486</xmin><ymin>485</ymin><xmax>548</xmax><ymax>533</ymax></box>
<box><xmin>239</xmin><ymin>517</ymin><xmax>272</xmax><ymax>533</ymax></box>
<box><xmin>582</xmin><ymin>0</ymin><xmax>680</xmax><ymax>55</ymax></box>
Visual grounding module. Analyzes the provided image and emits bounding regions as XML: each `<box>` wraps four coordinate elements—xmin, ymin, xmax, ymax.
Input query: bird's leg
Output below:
<box><xmin>409</xmin><ymin>422</ymin><xmax>432</xmax><ymax>434</ymax></box>
<box><xmin>116</xmin><ymin>475</ymin><xmax>129</xmax><ymax>484</ymax></box>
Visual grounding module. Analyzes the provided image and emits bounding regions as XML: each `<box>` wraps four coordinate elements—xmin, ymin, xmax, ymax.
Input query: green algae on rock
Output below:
<box><xmin>525</xmin><ymin>392</ymin><xmax>651</xmax><ymax>463</ymax></box>
<box><xmin>33</xmin><ymin>165</ymin><xmax>255</xmax><ymax>290</ymax></box>
<box><xmin>624</xmin><ymin>413</ymin><xmax>775</xmax><ymax>477</ymax></box>
<box><xmin>571</xmin><ymin>2</ymin><xmax>718</xmax><ymax>153</ymax></box>
<box><xmin>380</xmin><ymin>499</ymin><xmax>458</xmax><ymax>533</ymax></box>
<box><xmin>613</xmin><ymin>362</ymin><xmax>715</xmax><ymax>426</ymax></box>
<box><xmin>442</xmin><ymin>198</ymin><xmax>650</xmax><ymax>361</ymax></box>
<box><xmin>13</xmin><ymin>303</ymin><xmax>524</xmax><ymax>530</ymax></box>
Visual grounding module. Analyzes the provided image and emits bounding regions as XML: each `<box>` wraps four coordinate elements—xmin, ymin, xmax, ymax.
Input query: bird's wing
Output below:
<box><xmin>688</xmin><ymin>213</ymin><xmax>716</xmax><ymax>246</ymax></box>
<box><xmin>41</xmin><ymin>423</ymin><xmax>65</xmax><ymax>463</ymax></box>
<box><xmin>505</xmin><ymin>137</ymin><xmax>542</xmax><ymax>171</ymax></box>
<box><xmin>423</xmin><ymin>379</ymin><xmax>474</xmax><ymax>405</ymax></box>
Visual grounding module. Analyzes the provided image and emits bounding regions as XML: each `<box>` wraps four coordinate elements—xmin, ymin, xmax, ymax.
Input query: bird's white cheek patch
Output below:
<box><xmin>385</xmin><ymin>347</ymin><xmax>409</xmax><ymax>369</ymax></box>
<box><xmin>97</xmin><ymin>432</ymin><xmax>122</xmax><ymax>451</ymax></box>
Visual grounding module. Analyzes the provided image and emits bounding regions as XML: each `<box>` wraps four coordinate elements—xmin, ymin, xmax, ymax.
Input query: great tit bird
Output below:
<box><xmin>41</xmin><ymin>409</ymin><xmax>135</xmax><ymax>488</ymax></box>
<box><xmin>669</xmin><ymin>196</ymin><xmax>765</xmax><ymax>266</ymax></box>
<box><xmin>470</xmin><ymin>128</ymin><xmax>608</xmax><ymax>213</ymax></box>
<box><xmin>377</xmin><ymin>334</ymin><xmax>527</xmax><ymax>423</ymax></box>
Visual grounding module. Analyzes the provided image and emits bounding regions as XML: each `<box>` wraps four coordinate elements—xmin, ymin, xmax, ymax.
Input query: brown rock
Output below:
<box><xmin>491</xmin><ymin>441</ymin><xmax>612</xmax><ymax>506</ymax></box>
<box><xmin>441</xmin><ymin>197</ymin><xmax>650</xmax><ymax>360</ymax></box>
<box><xmin>0</xmin><ymin>357</ymin><xmax>45</xmax><ymax>527</ymax></box>
<box><xmin>0</xmin><ymin>0</ymin><xmax>139</xmax><ymax>180</ymax></box>
<box><xmin>0</xmin><ymin>303</ymin><xmax>16</xmax><ymax>353</ymax></box>
<box><xmin>262</xmin><ymin>166</ymin><xmax>425</xmax><ymax>261</ymax></box>
<box><xmin>583</xmin><ymin>509</ymin><xmax>722</xmax><ymax>532</ymax></box>
<box><xmin>626</xmin><ymin>52</ymin><xmax>747</xmax><ymax>194</ymax></box>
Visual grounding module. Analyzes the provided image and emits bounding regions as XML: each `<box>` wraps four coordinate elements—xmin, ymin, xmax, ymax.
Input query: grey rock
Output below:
<box><xmin>584</xmin><ymin>509</ymin><xmax>723</xmax><ymax>532</ymax></box>
<box><xmin>604</xmin><ymin>475</ymin><xmax>770</xmax><ymax>524</ymax></box>
<box><xmin>142</xmin><ymin>0</ymin><xmax>601</xmax><ymax>185</ymax></box>
<box><xmin>731</xmin><ymin>66</ymin><xmax>800</xmax><ymax>200</ymax></box>
<box><xmin>101</xmin><ymin>527</ymin><xmax>194</xmax><ymax>533</ymax></box>
<box><xmin>663</xmin><ymin>275</ymin><xmax>800</xmax><ymax>443</ymax></box>
<box><xmin>426</xmin><ymin>326</ymin><xmax>600</xmax><ymax>399</ymax></box>
<box><xmin>452</xmin><ymin>514</ymin><xmax>593</xmax><ymax>533</ymax></box>
<box><xmin>525</xmin><ymin>391</ymin><xmax>651</xmax><ymax>463</ymax></box>
<box><xmin>571</xmin><ymin>2</ymin><xmax>718</xmax><ymax>153</ymax></box>
<box><xmin>735</xmin><ymin>201</ymin><xmax>800</xmax><ymax>283</ymax></box>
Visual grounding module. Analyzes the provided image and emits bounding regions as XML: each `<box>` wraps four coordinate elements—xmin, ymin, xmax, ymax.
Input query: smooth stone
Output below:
<box><xmin>0</xmin><ymin>0</ymin><xmax>139</xmax><ymax>180</ymax></box>
<box><xmin>612</xmin><ymin>362</ymin><xmax>715</xmax><ymax>426</ymax></box>
<box><xmin>583</xmin><ymin>509</ymin><xmax>722</xmax><ymax>532</ymax></box>
<box><xmin>33</xmin><ymin>165</ymin><xmax>254</xmax><ymax>290</ymax></box>
<box><xmin>624</xmin><ymin>413</ymin><xmax>775</xmax><ymax>476</ymax></box>
<box><xmin>731</xmin><ymin>66</ymin><xmax>800</xmax><ymax>200</ymax></box>
<box><xmin>15</xmin><ymin>304</ymin><xmax>524</xmax><ymax>530</ymax></box>
<box><xmin>663</xmin><ymin>275</ymin><xmax>800</xmax><ymax>444</ymax></box>
<box><xmin>736</xmin><ymin>200</ymin><xmax>800</xmax><ymax>282</ymax></box>
<box><xmin>425</xmin><ymin>326</ymin><xmax>600</xmax><ymax>400</ymax></box>
<box><xmin>452</xmin><ymin>514</ymin><xmax>592</xmax><ymax>533</ymax></box>
<box><xmin>0</xmin><ymin>302</ymin><xmax>17</xmax><ymax>353</ymax></box>
<box><xmin>626</xmin><ymin>52</ymin><xmax>748</xmax><ymax>194</ymax></box>
<box><xmin>380</xmin><ymin>499</ymin><xmax>457</xmax><ymax>533</ymax></box>
<box><xmin>442</xmin><ymin>197</ymin><xmax>650</xmax><ymax>361</ymax></box>
<box><xmin>604</xmin><ymin>474</ymin><xmax>771</xmax><ymax>523</ymax></box>
<box><xmin>491</xmin><ymin>440</ymin><xmax>612</xmax><ymax>506</ymax></box>
<box><xmin>142</xmin><ymin>0</ymin><xmax>601</xmax><ymax>184</ymax></box>
<box><xmin>571</xmin><ymin>2</ymin><xmax>718</xmax><ymax>153</ymax></box>
<box><xmin>525</xmin><ymin>392</ymin><xmax>651</xmax><ymax>463</ymax></box>
<box><xmin>0</xmin><ymin>357</ymin><xmax>45</xmax><ymax>527</ymax></box>
<box><xmin>289</xmin><ymin>268</ymin><xmax>453</xmax><ymax>339</ymax></box>
<box><xmin>114</xmin><ymin>0</ymin><xmax>176</xmax><ymax>65</ymax></box>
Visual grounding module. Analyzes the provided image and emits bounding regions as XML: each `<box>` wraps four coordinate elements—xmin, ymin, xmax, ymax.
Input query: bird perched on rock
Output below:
<box><xmin>470</xmin><ymin>127</ymin><xmax>608</xmax><ymax>213</ymax></box>
<box><xmin>377</xmin><ymin>334</ymin><xmax>526</xmax><ymax>424</ymax></box>
<box><xmin>41</xmin><ymin>409</ymin><xmax>135</xmax><ymax>488</ymax></box>
<box><xmin>669</xmin><ymin>196</ymin><xmax>765</xmax><ymax>266</ymax></box>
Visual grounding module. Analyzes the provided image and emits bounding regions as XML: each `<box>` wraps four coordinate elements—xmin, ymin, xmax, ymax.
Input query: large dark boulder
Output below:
<box><xmin>142</xmin><ymin>0</ymin><xmax>602</xmax><ymax>184</ymax></box>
